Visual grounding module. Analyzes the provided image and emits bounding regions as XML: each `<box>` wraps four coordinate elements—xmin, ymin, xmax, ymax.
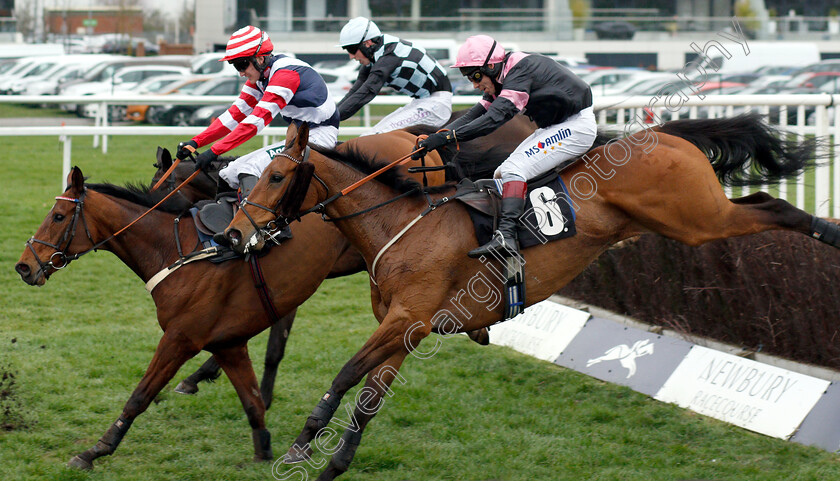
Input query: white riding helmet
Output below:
<box><xmin>339</xmin><ymin>17</ymin><xmax>381</xmax><ymax>48</ymax></box>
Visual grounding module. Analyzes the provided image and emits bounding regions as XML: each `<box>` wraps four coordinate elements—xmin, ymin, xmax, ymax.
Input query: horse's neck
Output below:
<box><xmin>320</xmin><ymin>161</ymin><xmax>426</xmax><ymax>260</ymax></box>
<box><xmin>87</xmin><ymin>192</ymin><xmax>187</xmax><ymax>282</ymax></box>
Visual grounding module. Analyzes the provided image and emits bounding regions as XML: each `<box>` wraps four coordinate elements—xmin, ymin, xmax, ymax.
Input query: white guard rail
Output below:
<box><xmin>1</xmin><ymin>93</ymin><xmax>839</xmax><ymax>217</ymax></box>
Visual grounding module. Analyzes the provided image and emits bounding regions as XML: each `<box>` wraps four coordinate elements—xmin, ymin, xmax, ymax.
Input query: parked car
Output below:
<box><xmin>189</xmin><ymin>104</ymin><xmax>230</xmax><ymax>127</ymax></box>
<box><xmin>0</xmin><ymin>55</ymin><xmax>69</xmax><ymax>94</ymax></box>
<box><xmin>126</xmin><ymin>75</ymin><xmax>215</xmax><ymax>122</ymax></box>
<box><xmin>592</xmin><ymin>70</ymin><xmax>677</xmax><ymax>97</ymax></box>
<box><xmin>446</xmin><ymin>66</ymin><xmax>479</xmax><ymax>96</ymax></box>
<box><xmin>593</xmin><ymin>21</ymin><xmax>636</xmax><ymax>40</ymax></box>
<box><xmin>146</xmin><ymin>75</ymin><xmax>247</xmax><ymax>126</ymax></box>
<box><xmin>6</xmin><ymin>54</ymin><xmax>118</xmax><ymax>96</ymax></box>
<box><xmin>69</xmin><ymin>65</ymin><xmax>192</xmax><ymax>118</ymax></box>
<box><xmin>581</xmin><ymin>68</ymin><xmax>647</xmax><ymax>96</ymax></box>
<box><xmin>315</xmin><ymin>67</ymin><xmax>357</xmax><ymax>100</ymax></box>
<box><xmin>796</xmin><ymin>72</ymin><xmax>840</xmax><ymax>93</ymax></box>
<box><xmin>58</xmin><ymin>56</ymin><xmax>192</xmax><ymax>114</ymax></box>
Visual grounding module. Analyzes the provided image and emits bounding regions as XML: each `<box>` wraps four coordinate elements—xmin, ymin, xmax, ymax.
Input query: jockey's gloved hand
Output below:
<box><xmin>194</xmin><ymin>149</ymin><xmax>219</xmax><ymax>172</ymax></box>
<box><xmin>176</xmin><ymin>140</ymin><xmax>198</xmax><ymax>160</ymax></box>
<box><xmin>412</xmin><ymin>131</ymin><xmax>456</xmax><ymax>160</ymax></box>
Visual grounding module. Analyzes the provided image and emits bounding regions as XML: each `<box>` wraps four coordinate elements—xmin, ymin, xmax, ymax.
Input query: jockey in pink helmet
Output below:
<box><xmin>413</xmin><ymin>35</ymin><xmax>596</xmax><ymax>259</ymax></box>
<box><xmin>176</xmin><ymin>26</ymin><xmax>339</xmax><ymax>196</ymax></box>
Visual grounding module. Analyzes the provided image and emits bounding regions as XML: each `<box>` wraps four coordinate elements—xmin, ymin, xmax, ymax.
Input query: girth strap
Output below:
<box><xmin>248</xmin><ymin>255</ymin><xmax>283</xmax><ymax>324</ymax></box>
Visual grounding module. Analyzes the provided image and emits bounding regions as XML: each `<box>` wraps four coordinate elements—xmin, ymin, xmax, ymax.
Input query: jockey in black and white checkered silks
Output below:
<box><xmin>337</xmin><ymin>17</ymin><xmax>453</xmax><ymax>136</ymax></box>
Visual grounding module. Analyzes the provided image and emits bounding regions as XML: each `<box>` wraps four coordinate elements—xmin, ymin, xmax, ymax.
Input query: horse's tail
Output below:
<box><xmin>656</xmin><ymin>112</ymin><xmax>821</xmax><ymax>187</ymax></box>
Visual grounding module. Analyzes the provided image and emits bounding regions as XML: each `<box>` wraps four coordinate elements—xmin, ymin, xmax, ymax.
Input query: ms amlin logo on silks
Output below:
<box><xmin>524</xmin><ymin>128</ymin><xmax>572</xmax><ymax>157</ymax></box>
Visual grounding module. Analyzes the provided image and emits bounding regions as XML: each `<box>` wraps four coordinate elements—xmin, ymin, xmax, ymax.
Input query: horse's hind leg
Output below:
<box><xmin>260</xmin><ymin>309</ymin><xmax>296</xmax><ymax>410</ymax></box>
<box><xmin>67</xmin><ymin>330</ymin><xmax>199</xmax><ymax>470</ymax></box>
<box><xmin>621</xmin><ymin>173</ymin><xmax>824</xmax><ymax>247</ymax></box>
<box><xmin>174</xmin><ymin>355</ymin><xmax>221</xmax><ymax>395</ymax></box>
<box><xmin>212</xmin><ymin>343</ymin><xmax>272</xmax><ymax>461</ymax></box>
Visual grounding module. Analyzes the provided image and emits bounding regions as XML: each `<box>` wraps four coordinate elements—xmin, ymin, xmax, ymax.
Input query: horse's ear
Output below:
<box><xmin>157</xmin><ymin>147</ymin><xmax>173</xmax><ymax>170</ymax></box>
<box><xmin>68</xmin><ymin>166</ymin><xmax>84</xmax><ymax>195</ymax></box>
<box><xmin>285</xmin><ymin>122</ymin><xmax>299</xmax><ymax>148</ymax></box>
<box><xmin>296</xmin><ymin>123</ymin><xmax>310</xmax><ymax>151</ymax></box>
<box><xmin>286</xmin><ymin>122</ymin><xmax>310</xmax><ymax>156</ymax></box>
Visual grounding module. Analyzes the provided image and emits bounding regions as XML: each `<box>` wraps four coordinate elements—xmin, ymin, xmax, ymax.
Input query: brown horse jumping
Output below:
<box><xmin>13</xmin><ymin>119</ymin><xmax>536</xmax><ymax>469</ymax></box>
<box><xmin>223</xmin><ymin>113</ymin><xmax>840</xmax><ymax>480</ymax></box>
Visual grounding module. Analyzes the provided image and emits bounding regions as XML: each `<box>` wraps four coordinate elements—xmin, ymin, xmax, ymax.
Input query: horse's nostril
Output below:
<box><xmin>227</xmin><ymin>229</ymin><xmax>241</xmax><ymax>247</ymax></box>
<box><xmin>14</xmin><ymin>263</ymin><xmax>30</xmax><ymax>277</ymax></box>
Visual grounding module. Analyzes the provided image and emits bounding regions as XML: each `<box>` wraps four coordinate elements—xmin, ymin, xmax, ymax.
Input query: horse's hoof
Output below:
<box><xmin>282</xmin><ymin>449</ymin><xmax>312</xmax><ymax>464</ymax></box>
<box><xmin>468</xmin><ymin>328</ymin><xmax>490</xmax><ymax>346</ymax></box>
<box><xmin>67</xmin><ymin>455</ymin><xmax>93</xmax><ymax>470</ymax></box>
<box><xmin>174</xmin><ymin>380</ymin><xmax>199</xmax><ymax>395</ymax></box>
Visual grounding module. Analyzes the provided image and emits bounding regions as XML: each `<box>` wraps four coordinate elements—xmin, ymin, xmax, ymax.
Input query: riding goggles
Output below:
<box><xmin>230</xmin><ymin>58</ymin><xmax>251</xmax><ymax>72</ymax></box>
<box><xmin>460</xmin><ymin>67</ymin><xmax>484</xmax><ymax>82</ymax></box>
<box><xmin>344</xmin><ymin>44</ymin><xmax>360</xmax><ymax>55</ymax></box>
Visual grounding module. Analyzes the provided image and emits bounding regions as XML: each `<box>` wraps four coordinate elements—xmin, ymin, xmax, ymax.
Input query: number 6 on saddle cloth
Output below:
<box><xmin>456</xmin><ymin>170</ymin><xmax>577</xmax><ymax>250</ymax></box>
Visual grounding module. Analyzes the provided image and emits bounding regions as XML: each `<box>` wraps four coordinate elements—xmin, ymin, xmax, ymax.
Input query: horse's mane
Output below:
<box><xmin>86</xmin><ymin>182</ymin><xmax>192</xmax><ymax>214</ymax></box>
<box><xmin>311</xmin><ymin>144</ymin><xmax>452</xmax><ymax>195</ymax></box>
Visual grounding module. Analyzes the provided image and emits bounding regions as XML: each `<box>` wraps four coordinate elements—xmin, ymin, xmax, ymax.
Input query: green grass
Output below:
<box><xmin>2</xmin><ymin>134</ymin><xmax>840</xmax><ymax>480</ymax></box>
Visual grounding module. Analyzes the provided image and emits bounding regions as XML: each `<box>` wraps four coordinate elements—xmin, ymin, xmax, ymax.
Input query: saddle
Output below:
<box><xmin>190</xmin><ymin>194</ymin><xmax>292</xmax><ymax>263</ymax></box>
<box><xmin>455</xmin><ymin>169</ymin><xmax>577</xmax><ymax>250</ymax></box>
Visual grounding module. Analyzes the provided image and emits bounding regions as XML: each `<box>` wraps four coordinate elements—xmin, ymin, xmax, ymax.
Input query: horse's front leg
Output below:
<box><xmin>68</xmin><ymin>330</ymin><xmax>199</xmax><ymax>470</ymax></box>
<box><xmin>261</xmin><ymin>309</ymin><xmax>296</xmax><ymax>410</ymax></box>
<box><xmin>212</xmin><ymin>343</ymin><xmax>272</xmax><ymax>461</ymax></box>
<box><xmin>315</xmin><ymin>352</ymin><xmax>409</xmax><ymax>481</ymax></box>
<box><xmin>283</xmin><ymin>311</ymin><xmax>429</xmax><ymax>464</ymax></box>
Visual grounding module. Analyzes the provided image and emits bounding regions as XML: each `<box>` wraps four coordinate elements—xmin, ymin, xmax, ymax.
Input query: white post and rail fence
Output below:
<box><xmin>2</xmin><ymin>93</ymin><xmax>839</xmax><ymax>217</ymax></box>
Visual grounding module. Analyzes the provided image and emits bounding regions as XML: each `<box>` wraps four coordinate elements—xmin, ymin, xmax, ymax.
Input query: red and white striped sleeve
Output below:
<box><xmin>191</xmin><ymin>81</ymin><xmax>260</xmax><ymax>150</ymax></box>
<box><xmin>200</xmin><ymin>69</ymin><xmax>302</xmax><ymax>155</ymax></box>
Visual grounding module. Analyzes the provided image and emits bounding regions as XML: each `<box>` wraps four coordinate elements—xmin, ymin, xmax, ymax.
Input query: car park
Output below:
<box><xmin>146</xmin><ymin>75</ymin><xmax>247</xmax><ymax>126</ymax></box>
<box><xmin>63</xmin><ymin>64</ymin><xmax>191</xmax><ymax>117</ymax></box>
<box><xmin>125</xmin><ymin>75</ymin><xmax>216</xmax><ymax>122</ymax></box>
<box><xmin>57</xmin><ymin>55</ymin><xmax>192</xmax><ymax>113</ymax></box>
<box><xmin>5</xmin><ymin>54</ymin><xmax>118</xmax><ymax>96</ymax></box>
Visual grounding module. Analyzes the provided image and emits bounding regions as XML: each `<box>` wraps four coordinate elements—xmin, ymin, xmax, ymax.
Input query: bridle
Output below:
<box><xmin>25</xmin><ymin>170</ymin><xmax>200</xmax><ymax>282</ymax></box>
<box><xmin>236</xmin><ymin>147</ymin><xmax>330</xmax><ymax>237</ymax></box>
<box><xmin>24</xmin><ymin>191</ymin><xmax>100</xmax><ymax>281</ymax></box>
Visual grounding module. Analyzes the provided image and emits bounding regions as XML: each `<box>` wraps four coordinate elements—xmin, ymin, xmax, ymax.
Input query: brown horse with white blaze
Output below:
<box><xmin>222</xmin><ymin>113</ymin><xmax>840</xmax><ymax>480</ymax></box>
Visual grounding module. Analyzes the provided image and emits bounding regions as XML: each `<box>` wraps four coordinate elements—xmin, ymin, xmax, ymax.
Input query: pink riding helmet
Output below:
<box><xmin>453</xmin><ymin>35</ymin><xmax>505</xmax><ymax>68</ymax></box>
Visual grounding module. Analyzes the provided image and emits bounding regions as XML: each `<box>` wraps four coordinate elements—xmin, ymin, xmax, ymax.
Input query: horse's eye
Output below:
<box><xmin>53</xmin><ymin>213</ymin><xmax>65</xmax><ymax>222</ymax></box>
<box><xmin>270</xmin><ymin>173</ymin><xmax>284</xmax><ymax>183</ymax></box>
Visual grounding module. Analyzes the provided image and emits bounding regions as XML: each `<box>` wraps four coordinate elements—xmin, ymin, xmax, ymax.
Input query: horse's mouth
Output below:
<box><xmin>228</xmin><ymin>228</ymin><xmax>266</xmax><ymax>254</ymax></box>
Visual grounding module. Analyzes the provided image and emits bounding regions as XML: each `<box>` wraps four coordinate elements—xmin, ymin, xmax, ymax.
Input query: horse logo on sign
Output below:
<box><xmin>586</xmin><ymin>339</ymin><xmax>655</xmax><ymax>378</ymax></box>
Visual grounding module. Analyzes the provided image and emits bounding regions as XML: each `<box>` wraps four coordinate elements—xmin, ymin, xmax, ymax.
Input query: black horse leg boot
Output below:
<box><xmin>237</xmin><ymin>173</ymin><xmax>258</xmax><ymax>199</ymax></box>
<box><xmin>468</xmin><ymin>181</ymin><xmax>526</xmax><ymax>259</ymax></box>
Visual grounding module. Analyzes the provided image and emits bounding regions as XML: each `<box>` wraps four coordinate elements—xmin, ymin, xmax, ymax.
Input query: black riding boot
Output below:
<box><xmin>468</xmin><ymin>197</ymin><xmax>525</xmax><ymax>258</ymax></box>
<box><xmin>237</xmin><ymin>173</ymin><xmax>258</xmax><ymax>199</ymax></box>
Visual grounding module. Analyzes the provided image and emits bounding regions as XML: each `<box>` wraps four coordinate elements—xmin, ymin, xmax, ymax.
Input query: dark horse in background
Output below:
<box><xmin>224</xmin><ymin>113</ymin><xmax>840</xmax><ymax>480</ymax></box>
<box><xmin>151</xmin><ymin>114</ymin><xmax>539</xmax><ymax>404</ymax></box>
<box><xmin>13</xmin><ymin>117</ymin><xmax>537</xmax><ymax>469</ymax></box>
